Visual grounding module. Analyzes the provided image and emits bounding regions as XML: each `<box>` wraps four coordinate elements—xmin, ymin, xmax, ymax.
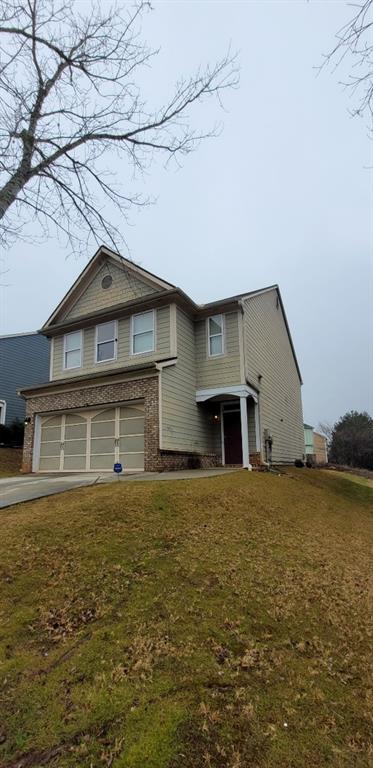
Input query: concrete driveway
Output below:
<box><xmin>0</xmin><ymin>468</ymin><xmax>237</xmax><ymax>509</ymax></box>
<box><xmin>0</xmin><ymin>473</ymin><xmax>100</xmax><ymax>509</ymax></box>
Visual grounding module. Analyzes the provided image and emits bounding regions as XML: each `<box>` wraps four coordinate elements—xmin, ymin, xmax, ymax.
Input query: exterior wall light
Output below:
<box><xmin>24</xmin><ymin>417</ymin><xmax>31</xmax><ymax>425</ymax></box>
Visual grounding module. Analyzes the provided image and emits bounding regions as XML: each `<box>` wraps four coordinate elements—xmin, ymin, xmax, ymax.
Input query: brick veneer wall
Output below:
<box><xmin>22</xmin><ymin>375</ymin><xmax>220</xmax><ymax>473</ymax></box>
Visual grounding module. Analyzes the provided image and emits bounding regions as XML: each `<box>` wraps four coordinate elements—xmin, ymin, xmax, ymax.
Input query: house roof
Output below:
<box><xmin>0</xmin><ymin>331</ymin><xmax>41</xmax><ymax>339</ymax></box>
<box><xmin>18</xmin><ymin>360</ymin><xmax>159</xmax><ymax>397</ymax></box>
<box><xmin>304</xmin><ymin>423</ymin><xmax>314</xmax><ymax>430</ymax></box>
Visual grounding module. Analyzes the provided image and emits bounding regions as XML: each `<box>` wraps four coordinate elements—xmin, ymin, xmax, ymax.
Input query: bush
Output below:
<box><xmin>294</xmin><ymin>459</ymin><xmax>304</xmax><ymax>468</ymax></box>
<box><xmin>0</xmin><ymin>419</ymin><xmax>24</xmax><ymax>447</ymax></box>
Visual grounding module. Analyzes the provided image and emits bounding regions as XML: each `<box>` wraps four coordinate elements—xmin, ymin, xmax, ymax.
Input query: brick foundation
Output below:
<box><xmin>22</xmin><ymin>375</ymin><xmax>221</xmax><ymax>474</ymax></box>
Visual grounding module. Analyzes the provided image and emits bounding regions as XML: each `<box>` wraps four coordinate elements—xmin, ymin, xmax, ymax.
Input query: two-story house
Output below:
<box><xmin>20</xmin><ymin>246</ymin><xmax>304</xmax><ymax>473</ymax></box>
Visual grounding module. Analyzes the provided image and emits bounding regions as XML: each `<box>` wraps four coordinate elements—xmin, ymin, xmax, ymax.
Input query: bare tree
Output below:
<box><xmin>317</xmin><ymin>421</ymin><xmax>333</xmax><ymax>447</ymax></box>
<box><xmin>322</xmin><ymin>0</ymin><xmax>373</xmax><ymax>130</ymax></box>
<box><xmin>0</xmin><ymin>0</ymin><xmax>238</xmax><ymax>253</ymax></box>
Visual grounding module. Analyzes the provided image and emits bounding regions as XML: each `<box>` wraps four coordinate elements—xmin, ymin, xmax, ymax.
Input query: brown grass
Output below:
<box><xmin>0</xmin><ymin>447</ymin><xmax>22</xmax><ymax>477</ymax></box>
<box><xmin>0</xmin><ymin>468</ymin><xmax>372</xmax><ymax>767</ymax></box>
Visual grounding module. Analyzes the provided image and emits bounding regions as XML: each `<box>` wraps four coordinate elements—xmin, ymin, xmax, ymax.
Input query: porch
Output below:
<box><xmin>196</xmin><ymin>385</ymin><xmax>261</xmax><ymax>469</ymax></box>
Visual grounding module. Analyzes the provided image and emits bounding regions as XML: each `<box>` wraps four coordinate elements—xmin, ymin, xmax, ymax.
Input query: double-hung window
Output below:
<box><xmin>95</xmin><ymin>320</ymin><xmax>117</xmax><ymax>363</ymax></box>
<box><xmin>131</xmin><ymin>310</ymin><xmax>155</xmax><ymax>354</ymax></box>
<box><xmin>208</xmin><ymin>314</ymin><xmax>224</xmax><ymax>356</ymax></box>
<box><xmin>64</xmin><ymin>330</ymin><xmax>82</xmax><ymax>369</ymax></box>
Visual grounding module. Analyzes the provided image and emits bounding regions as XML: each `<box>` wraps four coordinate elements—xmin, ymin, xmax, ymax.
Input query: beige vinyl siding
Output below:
<box><xmin>248</xmin><ymin>401</ymin><xmax>257</xmax><ymax>454</ymax></box>
<box><xmin>243</xmin><ymin>290</ymin><xmax>304</xmax><ymax>463</ymax></box>
<box><xmin>52</xmin><ymin>306</ymin><xmax>170</xmax><ymax>380</ymax></box>
<box><xmin>64</xmin><ymin>263</ymin><xmax>159</xmax><ymax>321</ymax></box>
<box><xmin>161</xmin><ymin>309</ymin><xmax>221</xmax><ymax>453</ymax></box>
<box><xmin>195</xmin><ymin>312</ymin><xmax>242</xmax><ymax>389</ymax></box>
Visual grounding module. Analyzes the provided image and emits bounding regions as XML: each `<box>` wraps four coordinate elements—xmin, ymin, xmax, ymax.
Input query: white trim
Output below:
<box><xmin>220</xmin><ymin>402</ymin><xmax>225</xmax><ymax>465</ymax></box>
<box><xmin>170</xmin><ymin>303</ymin><xmax>177</xmax><ymax>357</ymax></box>
<box><xmin>237</xmin><ymin>309</ymin><xmax>245</xmax><ymax>384</ymax></box>
<box><xmin>0</xmin><ymin>400</ymin><xmax>6</xmax><ymax>424</ymax></box>
<box><xmin>158</xmin><ymin>368</ymin><xmax>163</xmax><ymax>450</ymax></box>
<box><xmin>196</xmin><ymin>384</ymin><xmax>258</xmax><ymax>403</ymax></box>
<box><xmin>254</xmin><ymin>400</ymin><xmax>261</xmax><ymax>452</ymax></box>
<box><xmin>240</xmin><ymin>395</ymin><xmax>251</xmax><ymax>470</ymax></box>
<box><xmin>49</xmin><ymin>337</ymin><xmax>54</xmax><ymax>381</ymax></box>
<box><xmin>63</xmin><ymin>330</ymin><xmax>82</xmax><ymax>370</ymax></box>
<box><xmin>155</xmin><ymin>359</ymin><xmax>177</xmax><ymax>370</ymax></box>
<box><xmin>60</xmin><ymin>414</ymin><xmax>66</xmax><ymax>471</ymax></box>
<box><xmin>130</xmin><ymin>309</ymin><xmax>155</xmax><ymax>356</ymax></box>
<box><xmin>0</xmin><ymin>400</ymin><xmax>7</xmax><ymax>425</ymax></box>
<box><xmin>86</xmin><ymin>415</ymin><xmax>91</xmax><ymax>471</ymax></box>
<box><xmin>32</xmin><ymin>414</ymin><xmax>41</xmax><ymax>471</ymax></box>
<box><xmin>94</xmin><ymin>319</ymin><xmax>118</xmax><ymax>364</ymax></box>
<box><xmin>240</xmin><ymin>286</ymin><xmax>278</xmax><ymax>302</ymax></box>
<box><xmin>207</xmin><ymin>313</ymin><xmax>225</xmax><ymax>358</ymax></box>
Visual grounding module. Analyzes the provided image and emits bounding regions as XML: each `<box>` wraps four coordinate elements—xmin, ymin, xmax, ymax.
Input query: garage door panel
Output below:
<box><xmin>65</xmin><ymin>414</ymin><xmax>86</xmax><ymax>426</ymax></box>
<box><xmin>42</xmin><ymin>416</ymin><xmax>63</xmax><ymax>428</ymax></box>
<box><xmin>91</xmin><ymin>421</ymin><xmax>115</xmax><ymax>438</ymax></box>
<box><xmin>119</xmin><ymin>417</ymin><xmax>144</xmax><ymax>436</ymax></box>
<box><xmin>120</xmin><ymin>405</ymin><xmax>144</xmax><ymax>419</ymax></box>
<box><xmin>119</xmin><ymin>452</ymin><xmax>144</xmax><ymax>470</ymax></box>
<box><xmin>64</xmin><ymin>439</ymin><xmax>87</xmax><ymax>456</ymax></box>
<box><xmin>90</xmin><ymin>454</ymin><xmax>116</xmax><ymax>470</ymax></box>
<box><xmin>65</xmin><ymin>424</ymin><xmax>87</xmax><ymax>440</ymax></box>
<box><xmin>119</xmin><ymin>435</ymin><xmax>144</xmax><ymax>453</ymax></box>
<box><xmin>92</xmin><ymin>409</ymin><xmax>116</xmax><ymax>422</ymax></box>
<box><xmin>39</xmin><ymin>456</ymin><xmax>61</xmax><ymax>471</ymax></box>
<box><xmin>40</xmin><ymin>441</ymin><xmax>61</xmax><ymax>458</ymax></box>
<box><xmin>41</xmin><ymin>426</ymin><xmax>61</xmax><ymax>442</ymax></box>
<box><xmin>90</xmin><ymin>437</ymin><xmax>116</xmax><ymax>454</ymax></box>
<box><xmin>64</xmin><ymin>455</ymin><xmax>86</xmax><ymax>471</ymax></box>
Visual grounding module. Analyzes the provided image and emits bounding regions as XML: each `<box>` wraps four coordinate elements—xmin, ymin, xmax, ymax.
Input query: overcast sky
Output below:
<box><xmin>0</xmin><ymin>0</ymin><xmax>372</xmax><ymax>428</ymax></box>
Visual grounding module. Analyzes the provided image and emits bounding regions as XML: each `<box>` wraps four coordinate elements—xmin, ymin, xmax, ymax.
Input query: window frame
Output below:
<box><xmin>94</xmin><ymin>319</ymin><xmax>118</xmax><ymax>364</ymax></box>
<box><xmin>130</xmin><ymin>309</ymin><xmax>156</xmax><ymax>356</ymax></box>
<box><xmin>0</xmin><ymin>399</ymin><xmax>6</xmax><ymax>426</ymax></box>
<box><xmin>207</xmin><ymin>313</ymin><xmax>225</xmax><ymax>358</ymax></box>
<box><xmin>63</xmin><ymin>330</ymin><xmax>83</xmax><ymax>370</ymax></box>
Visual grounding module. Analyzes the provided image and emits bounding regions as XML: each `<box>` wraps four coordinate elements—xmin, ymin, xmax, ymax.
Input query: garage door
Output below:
<box><xmin>38</xmin><ymin>403</ymin><xmax>144</xmax><ymax>472</ymax></box>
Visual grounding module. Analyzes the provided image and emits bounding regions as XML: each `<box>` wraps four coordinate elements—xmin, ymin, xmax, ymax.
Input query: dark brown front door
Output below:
<box><xmin>224</xmin><ymin>410</ymin><xmax>242</xmax><ymax>464</ymax></box>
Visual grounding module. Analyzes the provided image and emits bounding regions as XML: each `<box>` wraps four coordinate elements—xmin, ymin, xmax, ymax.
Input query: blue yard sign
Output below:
<box><xmin>113</xmin><ymin>462</ymin><xmax>123</xmax><ymax>474</ymax></box>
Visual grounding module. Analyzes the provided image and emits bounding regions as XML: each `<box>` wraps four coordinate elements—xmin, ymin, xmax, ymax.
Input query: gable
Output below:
<box><xmin>43</xmin><ymin>246</ymin><xmax>175</xmax><ymax>329</ymax></box>
<box><xmin>63</xmin><ymin>262</ymin><xmax>158</xmax><ymax>321</ymax></box>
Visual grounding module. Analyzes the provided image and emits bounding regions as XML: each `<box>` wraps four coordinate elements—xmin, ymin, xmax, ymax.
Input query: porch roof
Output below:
<box><xmin>196</xmin><ymin>384</ymin><xmax>258</xmax><ymax>403</ymax></box>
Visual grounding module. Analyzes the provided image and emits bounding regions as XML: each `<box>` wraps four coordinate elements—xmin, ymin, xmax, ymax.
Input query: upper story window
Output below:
<box><xmin>64</xmin><ymin>330</ymin><xmax>82</xmax><ymax>369</ymax></box>
<box><xmin>208</xmin><ymin>314</ymin><xmax>224</xmax><ymax>356</ymax></box>
<box><xmin>131</xmin><ymin>310</ymin><xmax>155</xmax><ymax>355</ymax></box>
<box><xmin>95</xmin><ymin>320</ymin><xmax>117</xmax><ymax>363</ymax></box>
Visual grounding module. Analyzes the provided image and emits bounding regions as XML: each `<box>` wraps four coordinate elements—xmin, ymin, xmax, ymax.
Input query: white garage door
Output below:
<box><xmin>38</xmin><ymin>403</ymin><xmax>144</xmax><ymax>472</ymax></box>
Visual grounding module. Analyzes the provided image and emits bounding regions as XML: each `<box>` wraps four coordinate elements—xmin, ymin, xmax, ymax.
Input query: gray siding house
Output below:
<box><xmin>20</xmin><ymin>247</ymin><xmax>304</xmax><ymax>473</ymax></box>
<box><xmin>0</xmin><ymin>333</ymin><xmax>50</xmax><ymax>426</ymax></box>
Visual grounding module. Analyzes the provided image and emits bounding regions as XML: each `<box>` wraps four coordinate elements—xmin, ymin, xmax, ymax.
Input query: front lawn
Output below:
<box><xmin>0</xmin><ymin>470</ymin><xmax>372</xmax><ymax>767</ymax></box>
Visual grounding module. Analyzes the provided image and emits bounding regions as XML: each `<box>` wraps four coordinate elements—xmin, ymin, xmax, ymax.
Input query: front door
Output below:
<box><xmin>223</xmin><ymin>410</ymin><xmax>242</xmax><ymax>464</ymax></box>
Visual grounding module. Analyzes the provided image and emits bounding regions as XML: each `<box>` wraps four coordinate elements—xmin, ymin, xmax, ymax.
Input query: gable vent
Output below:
<box><xmin>101</xmin><ymin>275</ymin><xmax>113</xmax><ymax>290</ymax></box>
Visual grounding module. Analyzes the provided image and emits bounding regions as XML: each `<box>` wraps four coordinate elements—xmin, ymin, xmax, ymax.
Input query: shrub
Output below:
<box><xmin>294</xmin><ymin>459</ymin><xmax>304</xmax><ymax>468</ymax></box>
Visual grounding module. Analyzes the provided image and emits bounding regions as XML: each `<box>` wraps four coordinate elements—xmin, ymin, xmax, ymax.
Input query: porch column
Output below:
<box><xmin>240</xmin><ymin>395</ymin><xmax>251</xmax><ymax>470</ymax></box>
<box><xmin>254</xmin><ymin>401</ymin><xmax>261</xmax><ymax>453</ymax></box>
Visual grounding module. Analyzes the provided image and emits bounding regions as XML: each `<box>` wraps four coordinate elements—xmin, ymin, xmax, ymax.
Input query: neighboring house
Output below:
<box><xmin>20</xmin><ymin>247</ymin><xmax>304</xmax><ymax>473</ymax></box>
<box><xmin>304</xmin><ymin>424</ymin><xmax>328</xmax><ymax>465</ymax></box>
<box><xmin>313</xmin><ymin>431</ymin><xmax>328</xmax><ymax>465</ymax></box>
<box><xmin>0</xmin><ymin>333</ymin><xmax>50</xmax><ymax>427</ymax></box>
<box><xmin>304</xmin><ymin>423</ymin><xmax>314</xmax><ymax>461</ymax></box>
